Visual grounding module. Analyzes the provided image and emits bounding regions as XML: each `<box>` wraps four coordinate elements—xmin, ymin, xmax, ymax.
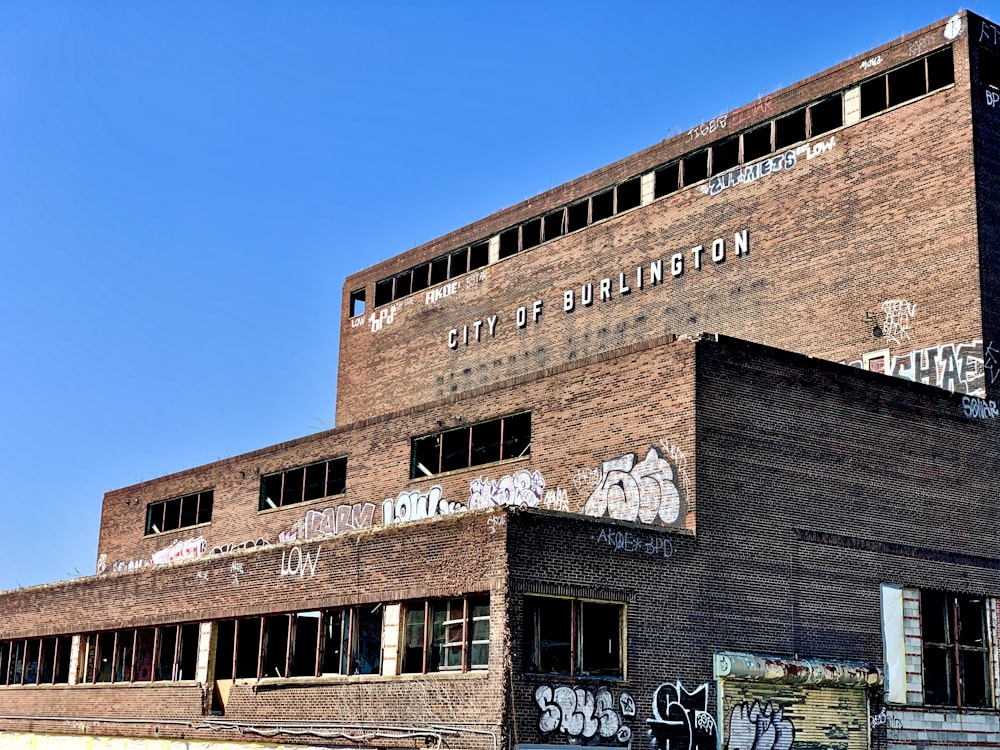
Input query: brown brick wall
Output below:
<box><xmin>336</xmin><ymin>17</ymin><xmax>978</xmax><ymax>425</ymax></box>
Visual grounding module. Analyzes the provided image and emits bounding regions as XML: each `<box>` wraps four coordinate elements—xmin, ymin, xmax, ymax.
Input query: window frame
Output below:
<box><xmin>410</xmin><ymin>412</ymin><xmax>531</xmax><ymax>479</ymax></box>
<box><xmin>921</xmin><ymin>591</ymin><xmax>992</xmax><ymax>708</ymax></box>
<box><xmin>259</xmin><ymin>456</ymin><xmax>348</xmax><ymax>511</ymax></box>
<box><xmin>400</xmin><ymin>595</ymin><xmax>490</xmax><ymax>675</ymax></box>
<box><xmin>144</xmin><ymin>490</ymin><xmax>214</xmax><ymax>536</ymax></box>
<box><xmin>524</xmin><ymin>595</ymin><xmax>625</xmax><ymax>679</ymax></box>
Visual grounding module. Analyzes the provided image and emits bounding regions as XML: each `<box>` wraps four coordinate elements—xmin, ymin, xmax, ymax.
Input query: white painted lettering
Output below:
<box><xmin>636</xmin><ymin>266</ymin><xmax>643</xmax><ymax>290</ymax></box>
<box><xmin>691</xmin><ymin>245</ymin><xmax>704</xmax><ymax>270</ymax></box>
<box><xmin>564</xmin><ymin>289</ymin><xmax>575</xmax><ymax>312</ymax></box>
<box><xmin>473</xmin><ymin>319</ymin><xmax>483</xmax><ymax>340</ymax></box>
<box><xmin>516</xmin><ymin>306</ymin><xmax>527</xmax><ymax>328</ymax></box>
<box><xmin>581</xmin><ymin>284</ymin><xmax>593</xmax><ymax>306</ymax></box>
<box><xmin>487</xmin><ymin>315</ymin><xmax>498</xmax><ymax>336</ymax></box>
<box><xmin>448</xmin><ymin>329</ymin><xmax>458</xmax><ymax>349</ymax></box>
<box><xmin>463</xmin><ymin>325</ymin><xmax>469</xmax><ymax>346</ymax></box>
<box><xmin>600</xmin><ymin>278</ymin><xmax>612</xmax><ymax>301</ymax></box>
<box><xmin>532</xmin><ymin>299</ymin><xmax>543</xmax><ymax>322</ymax></box>
<box><xmin>712</xmin><ymin>238</ymin><xmax>725</xmax><ymax>263</ymax></box>
<box><xmin>650</xmin><ymin>260</ymin><xmax>662</xmax><ymax>285</ymax></box>
<box><xmin>618</xmin><ymin>272</ymin><xmax>631</xmax><ymax>295</ymax></box>
<box><xmin>734</xmin><ymin>229</ymin><xmax>749</xmax><ymax>256</ymax></box>
<box><xmin>671</xmin><ymin>252</ymin><xmax>684</xmax><ymax>277</ymax></box>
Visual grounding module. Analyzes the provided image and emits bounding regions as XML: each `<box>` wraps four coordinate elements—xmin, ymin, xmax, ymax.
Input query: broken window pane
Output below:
<box><xmin>742</xmin><ymin>124</ymin><xmax>772</xmax><ymax>162</ymax></box>
<box><xmin>929</xmin><ymin>46</ymin><xmax>955</xmax><ymax>91</ymax></box>
<box><xmin>38</xmin><ymin>638</ymin><xmax>55</xmax><ymax>683</ymax></box>
<box><xmin>471</xmin><ymin>419</ymin><xmax>502</xmax><ymax>466</ymax></box>
<box><xmin>235</xmin><ymin>618</ymin><xmax>261</xmax><ymax>679</ymax></box>
<box><xmin>303</xmin><ymin>462</ymin><xmax>327</xmax><ymax>502</ymax></box>
<box><xmin>566</xmin><ymin>200</ymin><xmax>589</xmax><ymax>232</ymax></box>
<box><xmin>163</xmin><ymin>497</ymin><xmax>181</xmax><ymax>532</ymax></box>
<box><xmin>373</xmin><ymin>278</ymin><xmax>393</xmax><ymax>308</ymax></box>
<box><xmin>543</xmin><ymin>210</ymin><xmax>564</xmax><ymax>241</ymax></box>
<box><xmin>10</xmin><ymin>640</ymin><xmax>25</xmax><ymax>684</ymax></box>
<box><xmin>440</xmin><ymin>427</ymin><xmax>471</xmax><ymax>473</ymax></box>
<box><xmin>591</xmin><ymin>189</ymin><xmax>614</xmax><ymax>222</ymax></box>
<box><xmin>178</xmin><ymin>624</ymin><xmax>199</xmax><ymax>680</ymax></box>
<box><xmin>654</xmin><ymin>162</ymin><xmax>679</xmax><ymax>198</ymax></box>
<box><xmin>157</xmin><ymin>626</ymin><xmax>178</xmax><ymax>681</ymax></box>
<box><xmin>320</xmin><ymin>609</ymin><xmax>348</xmax><ymax>675</ymax></box>
<box><xmin>197</xmin><ymin>491</ymin><xmax>213</xmax><ymax>524</ymax></box>
<box><xmin>262</xmin><ymin>615</ymin><xmax>289</xmax><ymax>679</ymax></box>
<box><xmin>0</xmin><ymin>642</ymin><xmax>9</xmax><ymax>685</ymax></box>
<box><xmin>682</xmin><ymin>150</ymin><xmax>709</xmax><ymax>185</ymax></box>
<box><xmin>449</xmin><ymin>247</ymin><xmax>469</xmax><ymax>278</ymax></box>
<box><xmin>430</xmin><ymin>256</ymin><xmax>449</xmax><ymax>285</ymax></box>
<box><xmin>326</xmin><ymin>457</ymin><xmax>347</xmax><ymax>496</ymax></box>
<box><xmin>393</xmin><ymin>270</ymin><xmax>413</xmax><ymax>301</ymax></box>
<box><xmin>774</xmin><ymin>108</ymin><xmax>806</xmax><ymax>149</ymax></box>
<box><xmin>23</xmin><ymin>639</ymin><xmax>39</xmax><ymax>685</ymax></box>
<box><xmin>526</xmin><ymin>597</ymin><xmax>572</xmax><ymax>673</ymax></box>
<box><xmin>469</xmin><ymin>597</ymin><xmax>490</xmax><ymax>669</ymax></box>
<box><xmin>289</xmin><ymin>611</ymin><xmax>320</xmax><ymax>677</ymax></box>
<box><xmin>498</xmin><ymin>228</ymin><xmax>519</xmax><ymax>259</ymax></box>
<box><xmin>522</xmin><ymin>218</ymin><xmax>542</xmax><ymax>250</ymax></box>
<box><xmin>860</xmin><ymin>76</ymin><xmax>888</xmax><ymax>117</ymax></box>
<box><xmin>349</xmin><ymin>288</ymin><xmax>366</xmax><ymax>318</ymax></box>
<box><xmin>469</xmin><ymin>241</ymin><xmax>489</xmax><ymax>270</ymax></box>
<box><xmin>261</xmin><ymin>475</ymin><xmax>282</xmax><ymax>510</ymax></box>
<box><xmin>134</xmin><ymin>629</ymin><xmax>154</xmax><ymax>682</ymax></box>
<box><xmin>412</xmin><ymin>435</ymin><xmax>440</xmax><ymax>478</ymax></box>
<box><xmin>502</xmin><ymin>412</ymin><xmax>531</xmax><ymax>459</ymax></box>
<box><xmin>711</xmin><ymin>137</ymin><xmax>740</xmax><ymax>174</ymax></box>
<box><xmin>402</xmin><ymin>604</ymin><xmax>426</xmax><ymax>673</ymax></box>
<box><xmin>580</xmin><ymin>602</ymin><xmax>621</xmax><ymax>676</ymax></box>
<box><xmin>95</xmin><ymin>633</ymin><xmax>114</xmax><ymax>683</ymax></box>
<box><xmin>114</xmin><ymin>630</ymin><xmax>134</xmax><ymax>682</ymax></box>
<box><xmin>888</xmin><ymin>59</ymin><xmax>928</xmax><ymax>107</ymax></box>
<box><xmin>54</xmin><ymin>636</ymin><xmax>71</xmax><ymax>683</ymax></box>
<box><xmin>180</xmin><ymin>493</ymin><xmax>198</xmax><ymax>528</ymax></box>
<box><xmin>282</xmin><ymin>467</ymin><xmax>305</xmax><ymax>506</ymax></box>
<box><xmin>411</xmin><ymin>263</ymin><xmax>430</xmax><ymax>293</ymax></box>
<box><xmin>615</xmin><ymin>177</ymin><xmax>641</xmax><ymax>212</ymax></box>
<box><xmin>146</xmin><ymin>503</ymin><xmax>165</xmax><ymax>535</ymax></box>
<box><xmin>432</xmin><ymin>599</ymin><xmax>465</xmax><ymax>671</ymax></box>
<box><xmin>809</xmin><ymin>94</ymin><xmax>843</xmax><ymax>136</ymax></box>
<box><xmin>351</xmin><ymin>607</ymin><xmax>382</xmax><ymax>675</ymax></box>
<box><xmin>213</xmin><ymin>621</ymin><xmax>235</xmax><ymax>682</ymax></box>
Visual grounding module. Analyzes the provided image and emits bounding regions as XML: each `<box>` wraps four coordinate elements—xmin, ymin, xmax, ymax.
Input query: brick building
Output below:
<box><xmin>3</xmin><ymin>11</ymin><xmax>1000</xmax><ymax>750</ymax></box>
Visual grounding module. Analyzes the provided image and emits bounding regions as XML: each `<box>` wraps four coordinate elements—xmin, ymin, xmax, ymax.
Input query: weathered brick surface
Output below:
<box><xmin>336</xmin><ymin>15</ymin><xmax>979</xmax><ymax>425</ymax></box>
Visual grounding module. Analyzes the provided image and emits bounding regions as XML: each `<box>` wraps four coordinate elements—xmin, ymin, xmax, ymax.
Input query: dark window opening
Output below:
<box><xmin>351</xmin><ymin>606</ymin><xmax>382</xmax><ymax>675</ymax></box>
<box><xmin>860</xmin><ymin>76</ymin><xmax>888</xmax><ymax>117</ymax></box>
<box><xmin>979</xmin><ymin>46</ymin><xmax>1000</xmax><ymax>90</ymax></box>
<box><xmin>521</xmin><ymin>218</ymin><xmax>542</xmax><ymax>251</ymax></box>
<box><xmin>888</xmin><ymin>59</ymin><xmax>928</xmax><ymax>107</ymax></box>
<box><xmin>321</xmin><ymin>609</ymin><xmax>349</xmax><ymax>675</ymax></box>
<box><xmin>809</xmin><ymin>94</ymin><xmax>843</xmax><ymax>136</ymax></box>
<box><xmin>23</xmin><ymin>639</ymin><xmax>39</xmax><ymax>685</ymax></box>
<box><xmin>410</xmin><ymin>412</ymin><xmax>531</xmax><ymax>478</ymax></box>
<box><xmin>235</xmin><ymin>618</ymin><xmax>262</xmax><ymax>679</ymax></box>
<box><xmin>615</xmin><ymin>177</ymin><xmax>641</xmax><ymax>212</ymax></box>
<box><xmin>929</xmin><ymin>46</ymin><xmax>955</xmax><ymax>91</ymax></box>
<box><xmin>134</xmin><ymin>629</ymin><xmax>154</xmax><ymax>682</ymax></box>
<box><xmin>711</xmin><ymin>137</ymin><xmax>740</xmax><ymax>174</ymax></box>
<box><xmin>566</xmin><ymin>200</ymin><xmax>589</xmax><ymax>232</ymax></box>
<box><xmin>157</xmin><ymin>626</ymin><xmax>178</xmax><ymax>681</ymax></box>
<box><xmin>654</xmin><ymin>163</ymin><xmax>680</xmax><ymax>198</ymax></box>
<box><xmin>392</xmin><ymin>270</ymin><xmax>413</xmax><ymax>301</ymax></box>
<box><xmin>591</xmin><ymin>189</ymin><xmax>614</xmax><ymax>222</ymax></box>
<box><xmin>499</xmin><ymin>228</ymin><xmax>519</xmax><ymax>259</ymax></box>
<box><xmin>411</xmin><ymin>263</ymin><xmax>430</xmax><ymax>293</ymax></box>
<box><xmin>214</xmin><ymin>620</ymin><xmax>235</xmax><ymax>682</ymax></box>
<box><xmin>774</xmin><ymin>108</ymin><xmax>806</xmax><ymax>149</ymax></box>
<box><xmin>525</xmin><ymin>596</ymin><xmax>623</xmax><ymax>678</ymax></box>
<box><xmin>543</xmin><ymin>210</ymin><xmax>564</xmax><ymax>241</ymax></box>
<box><xmin>145</xmin><ymin>490</ymin><xmax>213</xmax><ymax>535</ymax></box>
<box><xmin>114</xmin><ymin>630</ymin><xmax>134</xmax><ymax>683</ymax></box>
<box><xmin>449</xmin><ymin>247</ymin><xmax>469</xmax><ymax>277</ymax></box>
<box><xmin>259</xmin><ymin>457</ymin><xmax>347</xmax><ymax>511</ymax></box>
<box><xmin>682</xmin><ymin>150</ymin><xmax>708</xmax><ymax>185</ymax></box>
<box><xmin>922</xmin><ymin>590</ymin><xmax>991</xmax><ymax>708</ymax></box>
<box><xmin>289</xmin><ymin>611</ymin><xmax>321</xmax><ymax>677</ymax></box>
<box><xmin>430</xmin><ymin>256</ymin><xmax>450</xmax><ymax>285</ymax></box>
<box><xmin>349</xmin><ymin>288</ymin><xmax>366</xmax><ymax>318</ymax></box>
<box><xmin>742</xmin><ymin>123</ymin><xmax>772</xmax><ymax>162</ymax></box>
<box><xmin>10</xmin><ymin>641</ymin><xmax>25</xmax><ymax>685</ymax></box>
<box><xmin>469</xmin><ymin>241</ymin><xmax>489</xmax><ymax>270</ymax></box>
<box><xmin>262</xmin><ymin>615</ymin><xmax>289</xmax><ymax>679</ymax></box>
<box><xmin>373</xmin><ymin>278</ymin><xmax>394</xmax><ymax>308</ymax></box>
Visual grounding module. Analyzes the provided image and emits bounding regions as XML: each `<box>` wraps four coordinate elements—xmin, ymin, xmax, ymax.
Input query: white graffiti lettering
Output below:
<box><xmin>150</xmin><ymin>536</ymin><xmax>206</xmax><ymax>566</ymax></box>
<box><xmin>280</xmin><ymin>545</ymin><xmax>321</xmax><ymax>578</ymax></box>
<box><xmin>535</xmin><ymin>685</ymin><xmax>633</xmax><ymax>744</ymax></box>
<box><xmin>468</xmin><ymin>470</ymin><xmax>545</xmax><ymax>510</ymax></box>
<box><xmin>859</xmin><ymin>54</ymin><xmax>882</xmax><ymax>70</ymax></box>
<box><xmin>368</xmin><ymin>305</ymin><xmax>396</xmax><ymax>333</ymax></box>
<box><xmin>210</xmin><ymin>537</ymin><xmax>269</xmax><ymax>555</ymax></box>
<box><xmin>596</xmin><ymin>527</ymin><xmax>675</xmax><ymax>558</ymax></box>
<box><xmin>962</xmin><ymin>395</ymin><xmax>999</xmax><ymax>420</ymax></box>
<box><xmin>487</xmin><ymin>515</ymin><xmax>506</xmax><ymax>534</ymax></box>
<box><xmin>869</xmin><ymin>707</ymin><xmax>902</xmax><ymax>731</ymax></box>
<box><xmin>542</xmin><ymin>487</ymin><xmax>569</xmax><ymax>511</ymax></box>
<box><xmin>880</xmin><ymin>299</ymin><xmax>916</xmax><ymax>345</ymax></box>
<box><xmin>583</xmin><ymin>446</ymin><xmax>685</xmax><ymax>526</ymax></box>
<box><xmin>304</xmin><ymin>502</ymin><xmax>376</xmax><ymax>538</ymax></box>
<box><xmin>382</xmin><ymin>486</ymin><xmax>464</xmax><ymax>525</ymax></box>
<box><xmin>890</xmin><ymin>339</ymin><xmax>985</xmax><ymax>396</ymax></box>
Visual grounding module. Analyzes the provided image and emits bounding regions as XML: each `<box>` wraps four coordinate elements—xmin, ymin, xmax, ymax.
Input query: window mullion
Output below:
<box><xmin>462</xmin><ymin>598</ymin><xmax>469</xmax><ymax>673</ymax></box>
<box><xmin>151</xmin><ymin>628</ymin><xmax>160</xmax><ymax>683</ymax></box>
<box><xmin>952</xmin><ymin>596</ymin><xmax>963</xmax><ymax>709</ymax></box>
<box><xmin>571</xmin><ymin>602</ymin><xmax>578</xmax><ymax>677</ymax></box>
<box><xmin>422</xmin><ymin>601</ymin><xmax>430</xmax><ymax>674</ymax></box>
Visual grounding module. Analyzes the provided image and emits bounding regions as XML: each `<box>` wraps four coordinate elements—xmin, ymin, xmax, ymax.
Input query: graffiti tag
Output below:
<box><xmin>535</xmin><ymin>685</ymin><xmax>634</xmax><ymax>744</ymax></box>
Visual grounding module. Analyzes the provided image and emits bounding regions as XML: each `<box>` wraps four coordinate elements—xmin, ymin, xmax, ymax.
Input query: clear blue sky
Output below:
<box><xmin>0</xmin><ymin>1</ymin><xmax>989</xmax><ymax>591</ymax></box>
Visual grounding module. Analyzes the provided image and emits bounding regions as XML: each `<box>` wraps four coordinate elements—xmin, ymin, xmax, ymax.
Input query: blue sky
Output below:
<box><xmin>0</xmin><ymin>1</ymin><xmax>990</xmax><ymax>591</ymax></box>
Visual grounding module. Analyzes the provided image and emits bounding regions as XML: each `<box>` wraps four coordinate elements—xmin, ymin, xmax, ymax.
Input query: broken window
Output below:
<box><xmin>235</xmin><ymin>618</ymin><xmax>262</xmax><ymax>679</ymax></box>
<box><xmin>543</xmin><ymin>210</ymin><xmax>565</xmax><ymax>241</ymax></box>
<box><xmin>682</xmin><ymin>150</ymin><xmax>708</xmax><ymax>185</ymax></box>
<box><xmin>979</xmin><ymin>47</ymin><xmax>1000</xmax><ymax>89</ymax></box>
<box><xmin>259</xmin><ymin>457</ymin><xmax>347</xmax><ymax>511</ymax></box>
<box><xmin>591</xmin><ymin>189</ymin><xmax>614</xmax><ymax>222</ymax></box>
<box><xmin>888</xmin><ymin>58</ymin><xmax>928</xmax><ymax>107</ymax></box>
<box><xmin>653</xmin><ymin>162</ymin><xmax>680</xmax><ymax>198</ymax></box>
<box><xmin>10</xmin><ymin>640</ymin><xmax>25</xmax><ymax>685</ymax></box>
<box><xmin>410</xmin><ymin>263</ymin><xmax>430</xmax><ymax>294</ymax></box>
<box><xmin>430</xmin><ymin>256</ymin><xmax>450</xmax><ymax>285</ymax></box>
<box><xmin>349</xmin><ymin>288</ymin><xmax>366</xmax><ymax>318</ymax></box>
<box><xmin>409</xmin><ymin>412</ymin><xmax>531</xmax><ymax>478</ymax></box>
<box><xmin>401</xmin><ymin>595</ymin><xmax>489</xmax><ymax>674</ymax></box>
<box><xmin>134</xmin><ymin>629</ymin><xmax>154</xmax><ymax>681</ymax></box>
<box><xmin>929</xmin><ymin>46</ymin><xmax>955</xmax><ymax>91</ymax></box>
<box><xmin>469</xmin><ymin>241</ymin><xmax>490</xmax><ymax>270</ymax></box>
<box><xmin>114</xmin><ymin>630</ymin><xmax>135</xmax><ymax>682</ymax></box>
<box><xmin>711</xmin><ymin>137</ymin><xmax>740</xmax><ymax>174</ymax></box>
<box><xmin>524</xmin><ymin>596</ymin><xmax>624</xmax><ymax>677</ymax></box>
<box><xmin>808</xmin><ymin>94</ymin><xmax>843</xmax><ymax>137</ymax></box>
<box><xmin>498</xmin><ymin>227</ymin><xmax>519</xmax><ymax>259</ymax></box>
<box><xmin>566</xmin><ymin>200</ymin><xmax>589</xmax><ymax>232</ymax></box>
<box><xmin>615</xmin><ymin>177</ymin><xmax>641</xmax><ymax>213</ymax></box>
<box><xmin>392</xmin><ymin>270</ymin><xmax>413</xmax><ymax>301</ymax></box>
<box><xmin>373</xmin><ymin>278</ymin><xmax>394</xmax><ymax>308</ymax></box>
<box><xmin>145</xmin><ymin>490</ymin><xmax>213</xmax><ymax>535</ymax></box>
<box><xmin>449</xmin><ymin>247</ymin><xmax>470</xmax><ymax>277</ymax></box>
<box><xmin>157</xmin><ymin>625</ymin><xmax>179</xmax><ymax>681</ymax></box>
<box><xmin>289</xmin><ymin>611</ymin><xmax>321</xmax><ymax>677</ymax></box>
<box><xmin>922</xmin><ymin>591</ymin><xmax>992</xmax><ymax>708</ymax></box>
<box><xmin>742</xmin><ymin>123</ymin><xmax>773</xmax><ymax>162</ymax></box>
<box><xmin>522</xmin><ymin>218</ymin><xmax>542</xmax><ymax>250</ymax></box>
<box><xmin>320</xmin><ymin>609</ymin><xmax>350</xmax><ymax>675</ymax></box>
<box><xmin>0</xmin><ymin>642</ymin><xmax>8</xmax><ymax>685</ymax></box>
<box><xmin>860</xmin><ymin>76</ymin><xmax>888</xmax><ymax>117</ymax></box>
<box><xmin>774</xmin><ymin>108</ymin><xmax>806</xmax><ymax>149</ymax></box>
<box><xmin>262</xmin><ymin>615</ymin><xmax>289</xmax><ymax>679</ymax></box>
<box><xmin>351</xmin><ymin>606</ymin><xmax>382</xmax><ymax>675</ymax></box>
